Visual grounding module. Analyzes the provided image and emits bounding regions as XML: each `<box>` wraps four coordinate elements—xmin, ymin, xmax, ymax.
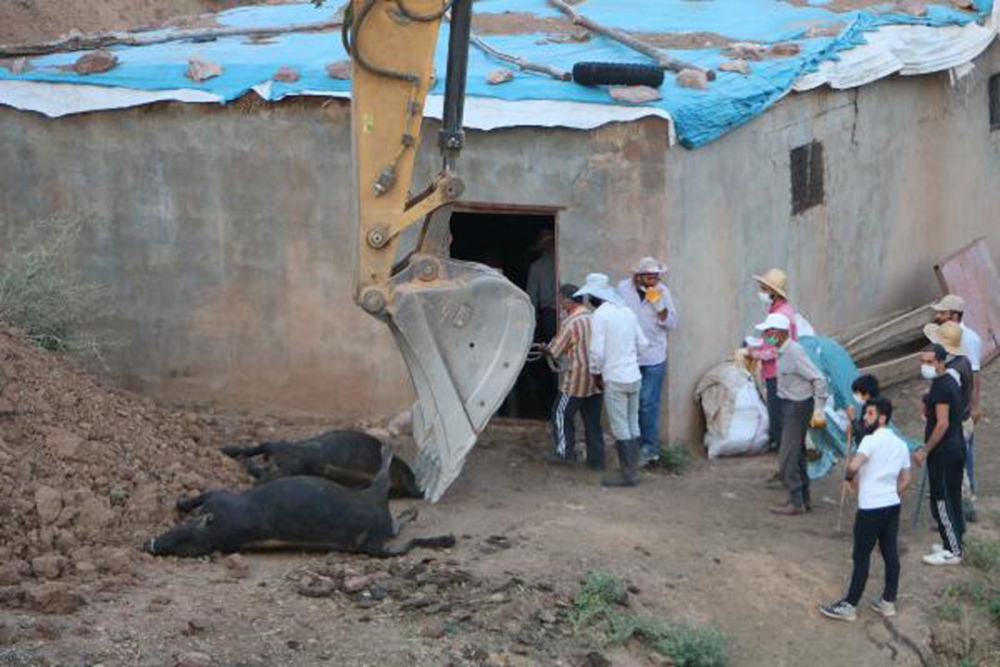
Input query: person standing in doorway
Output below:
<box><xmin>819</xmin><ymin>397</ymin><xmax>910</xmax><ymax>622</ymax></box>
<box><xmin>547</xmin><ymin>283</ymin><xmax>604</xmax><ymax>469</ymax></box>
<box><xmin>756</xmin><ymin>313</ymin><xmax>828</xmax><ymax>516</ymax></box>
<box><xmin>616</xmin><ymin>257</ymin><xmax>678</xmax><ymax>466</ymax></box>
<box><xmin>747</xmin><ymin>269</ymin><xmax>798</xmax><ymax>458</ymax></box>
<box><xmin>931</xmin><ymin>294</ymin><xmax>984</xmax><ymax>522</ymax></box>
<box><xmin>913</xmin><ymin>344</ymin><xmax>967</xmax><ymax>566</ymax></box>
<box><xmin>526</xmin><ymin>229</ymin><xmax>557</xmax><ymax>343</ymax></box>
<box><xmin>576</xmin><ymin>274</ymin><xmax>649</xmax><ymax>487</ymax></box>
<box><xmin>525</xmin><ymin>228</ymin><xmax>558</xmax><ymax>416</ymax></box>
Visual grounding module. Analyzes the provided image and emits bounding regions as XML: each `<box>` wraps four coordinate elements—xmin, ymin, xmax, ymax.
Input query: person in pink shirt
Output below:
<box><xmin>747</xmin><ymin>268</ymin><xmax>798</xmax><ymax>457</ymax></box>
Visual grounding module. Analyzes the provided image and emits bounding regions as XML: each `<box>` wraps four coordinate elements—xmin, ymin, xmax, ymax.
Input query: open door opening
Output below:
<box><xmin>449</xmin><ymin>208</ymin><xmax>558</xmax><ymax>420</ymax></box>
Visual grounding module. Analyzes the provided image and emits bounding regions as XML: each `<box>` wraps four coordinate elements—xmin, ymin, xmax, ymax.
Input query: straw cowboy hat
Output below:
<box><xmin>631</xmin><ymin>256</ymin><xmax>667</xmax><ymax>275</ymax></box>
<box><xmin>574</xmin><ymin>273</ymin><xmax>622</xmax><ymax>305</ymax></box>
<box><xmin>754</xmin><ymin>312</ymin><xmax>791</xmax><ymax>332</ymax></box>
<box><xmin>753</xmin><ymin>268</ymin><xmax>788</xmax><ymax>299</ymax></box>
<box><xmin>924</xmin><ymin>320</ymin><xmax>969</xmax><ymax>356</ymax></box>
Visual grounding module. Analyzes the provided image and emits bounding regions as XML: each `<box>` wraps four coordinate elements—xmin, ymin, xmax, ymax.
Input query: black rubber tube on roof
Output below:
<box><xmin>572</xmin><ymin>62</ymin><xmax>665</xmax><ymax>87</ymax></box>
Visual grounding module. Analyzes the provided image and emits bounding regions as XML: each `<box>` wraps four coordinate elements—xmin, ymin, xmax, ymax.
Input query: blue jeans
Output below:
<box><xmin>966</xmin><ymin>432</ymin><xmax>976</xmax><ymax>495</ymax></box>
<box><xmin>638</xmin><ymin>362</ymin><xmax>666</xmax><ymax>457</ymax></box>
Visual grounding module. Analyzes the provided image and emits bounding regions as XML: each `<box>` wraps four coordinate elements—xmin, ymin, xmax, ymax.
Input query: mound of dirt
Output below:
<box><xmin>0</xmin><ymin>327</ymin><xmax>246</xmax><ymax>609</ymax></box>
<box><xmin>0</xmin><ymin>1</ymin><xmax>276</xmax><ymax>46</ymax></box>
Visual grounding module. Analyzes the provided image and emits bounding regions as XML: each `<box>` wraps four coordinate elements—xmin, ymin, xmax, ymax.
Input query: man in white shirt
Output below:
<box><xmin>932</xmin><ymin>294</ymin><xmax>984</xmax><ymax>520</ymax></box>
<box><xmin>575</xmin><ymin>273</ymin><xmax>649</xmax><ymax>487</ymax></box>
<box><xmin>616</xmin><ymin>257</ymin><xmax>679</xmax><ymax>466</ymax></box>
<box><xmin>820</xmin><ymin>397</ymin><xmax>911</xmax><ymax>622</ymax></box>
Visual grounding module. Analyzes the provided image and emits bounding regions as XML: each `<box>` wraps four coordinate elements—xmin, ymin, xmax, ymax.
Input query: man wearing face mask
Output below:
<box><xmin>931</xmin><ymin>294</ymin><xmax>983</xmax><ymax>521</ymax></box>
<box><xmin>913</xmin><ymin>344</ymin><xmax>966</xmax><ymax>566</ymax></box>
<box><xmin>616</xmin><ymin>257</ymin><xmax>678</xmax><ymax>467</ymax></box>
<box><xmin>849</xmin><ymin>375</ymin><xmax>881</xmax><ymax>448</ymax></box>
<box><xmin>747</xmin><ymin>269</ymin><xmax>798</xmax><ymax>458</ymax></box>
<box><xmin>754</xmin><ymin>313</ymin><xmax>827</xmax><ymax>515</ymax></box>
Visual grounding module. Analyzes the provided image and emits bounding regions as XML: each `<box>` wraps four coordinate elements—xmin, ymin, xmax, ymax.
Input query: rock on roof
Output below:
<box><xmin>0</xmin><ymin>0</ymin><xmax>996</xmax><ymax>148</ymax></box>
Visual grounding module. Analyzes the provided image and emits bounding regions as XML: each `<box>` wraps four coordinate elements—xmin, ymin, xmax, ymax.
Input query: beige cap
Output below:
<box><xmin>753</xmin><ymin>268</ymin><xmax>788</xmax><ymax>300</ymax></box>
<box><xmin>932</xmin><ymin>294</ymin><xmax>966</xmax><ymax>313</ymax></box>
<box><xmin>924</xmin><ymin>321</ymin><xmax>969</xmax><ymax>356</ymax></box>
<box><xmin>632</xmin><ymin>256</ymin><xmax>667</xmax><ymax>275</ymax></box>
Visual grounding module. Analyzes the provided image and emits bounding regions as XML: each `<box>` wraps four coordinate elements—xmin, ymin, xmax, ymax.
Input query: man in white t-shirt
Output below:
<box><xmin>820</xmin><ymin>397</ymin><xmax>911</xmax><ymax>622</ymax></box>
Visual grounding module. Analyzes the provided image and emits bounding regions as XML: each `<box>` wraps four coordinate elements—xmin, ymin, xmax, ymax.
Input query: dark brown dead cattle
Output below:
<box><xmin>145</xmin><ymin>448</ymin><xmax>452</xmax><ymax>558</ymax></box>
<box><xmin>221</xmin><ymin>430</ymin><xmax>422</xmax><ymax>499</ymax></box>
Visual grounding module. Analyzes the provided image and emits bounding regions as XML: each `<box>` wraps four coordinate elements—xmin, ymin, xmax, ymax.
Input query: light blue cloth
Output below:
<box><xmin>799</xmin><ymin>335</ymin><xmax>919</xmax><ymax>480</ymax></box>
<box><xmin>0</xmin><ymin>1</ymin><xmax>992</xmax><ymax>147</ymax></box>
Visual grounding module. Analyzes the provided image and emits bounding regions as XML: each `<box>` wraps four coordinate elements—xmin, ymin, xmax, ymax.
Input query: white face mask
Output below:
<box><xmin>853</xmin><ymin>393</ymin><xmax>864</xmax><ymax>405</ymax></box>
<box><xmin>920</xmin><ymin>364</ymin><xmax>938</xmax><ymax>381</ymax></box>
<box><xmin>757</xmin><ymin>291</ymin><xmax>772</xmax><ymax>304</ymax></box>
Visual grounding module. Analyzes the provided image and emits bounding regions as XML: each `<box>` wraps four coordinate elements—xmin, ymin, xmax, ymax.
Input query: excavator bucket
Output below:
<box><xmin>387</xmin><ymin>255</ymin><xmax>534</xmax><ymax>502</ymax></box>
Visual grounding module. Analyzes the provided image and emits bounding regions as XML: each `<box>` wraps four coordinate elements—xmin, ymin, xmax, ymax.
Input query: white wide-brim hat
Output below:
<box><xmin>573</xmin><ymin>273</ymin><xmax>622</xmax><ymax>305</ymax></box>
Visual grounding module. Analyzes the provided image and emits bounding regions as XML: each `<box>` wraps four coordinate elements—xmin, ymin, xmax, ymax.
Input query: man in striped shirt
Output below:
<box><xmin>547</xmin><ymin>283</ymin><xmax>604</xmax><ymax>468</ymax></box>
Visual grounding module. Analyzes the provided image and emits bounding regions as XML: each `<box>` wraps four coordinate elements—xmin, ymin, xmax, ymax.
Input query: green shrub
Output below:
<box><xmin>656</xmin><ymin>442</ymin><xmax>690</xmax><ymax>474</ymax></box>
<box><xmin>571</xmin><ymin>572</ymin><xmax>729</xmax><ymax>667</ymax></box>
<box><xmin>655</xmin><ymin>624</ymin><xmax>730</xmax><ymax>667</ymax></box>
<box><xmin>0</xmin><ymin>216</ymin><xmax>114</xmax><ymax>360</ymax></box>
<box><xmin>964</xmin><ymin>537</ymin><xmax>1000</xmax><ymax>573</ymax></box>
<box><xmin>571</xmin><ymin>571</ymin><xmax>628</xmax><ymax>634</ymax></box>
<box><xmin>988</xmin><ymin>597</ymin><xmax>1000</xmax><ymax>626</ymax></box>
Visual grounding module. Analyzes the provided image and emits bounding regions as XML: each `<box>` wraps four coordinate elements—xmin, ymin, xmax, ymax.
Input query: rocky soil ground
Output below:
<box><xmin>0</xmin><ymin>322</ymin><xmax>998</xmax><ymax>665</ymax></box>
<box><xmin>0</xmin><ymin>1</ymin><xmax>288</xmax><ymax>46</ymax></box>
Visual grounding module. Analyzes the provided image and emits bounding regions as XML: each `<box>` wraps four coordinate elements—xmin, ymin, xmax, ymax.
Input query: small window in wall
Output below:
<box><xmin>790</xmin><ymin>141</ymin><xmax>824</xmax><ymax>215</ymax></box>
<box><xmin>990</xmin><ymin>73</ymin><xmax>1000</xmax><ymax>131</ymax></box>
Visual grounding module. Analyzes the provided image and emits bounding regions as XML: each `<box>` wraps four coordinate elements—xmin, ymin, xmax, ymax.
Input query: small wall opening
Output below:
<box><xmin>990</xmin><ymin>73</ymin><xmax>1000</xmax><ymax>131</ymax></box>
<box><xmin>790</xmin><ymin>140</ymin><xmax>824</xmax><ymax>214</ymax></box>
<box><xmin>449</xmin><ymin>207</ymin><xmax>558</xmax><ymax>420</ymax></box>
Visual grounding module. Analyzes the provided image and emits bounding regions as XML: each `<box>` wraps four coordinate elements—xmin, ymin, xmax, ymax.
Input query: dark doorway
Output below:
<box><xmin>449</xmin><ymin>208</ymin><xmax>558</xmax><ymax>420</ymax></box>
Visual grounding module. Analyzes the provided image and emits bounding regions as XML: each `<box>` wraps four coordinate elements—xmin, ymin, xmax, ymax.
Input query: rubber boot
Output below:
<box><xmin>602</xmin><ymin>440</ymin><xmax>639</xmax><ymax>488</ymax></box>
<box><xmin>623</xmin><ymin>439</ymin><xmax>641</xmax><ymax>486</ymax></box>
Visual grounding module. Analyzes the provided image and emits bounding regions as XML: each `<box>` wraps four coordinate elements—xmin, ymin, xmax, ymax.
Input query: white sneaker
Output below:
<box><xmin>922</xmin><ymin>550</ymin><xmax>962</xmax><ymax>566</ymax></box>
<box><xmin>931</xmin><ymin>543</ymin><xmax>944</xmax><ymax>554</ymax></box>
<box><xmin>819</xmin><ymin>600</ymin><xmax>856</xmax><ymax>622</ymax></box>
<box><xmin>870</xmin><ymin>598</ymin><xmax>896</xmax><ymax>617</ymax></box>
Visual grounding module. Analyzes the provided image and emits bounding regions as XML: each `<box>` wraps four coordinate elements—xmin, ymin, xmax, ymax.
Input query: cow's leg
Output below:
<box><xmin>391</xmin><ymin>507</ymin><xmax>419</xmax><ymax>537</ymax></box>
<box><xmin>176</xmin><ymin>491</ymin><xmax>218</xmax><ymax>513</ymax></box>
<box><xmin>363</xmin><ymin>535</ymin><xmax>456</xmax><ymax>558</ymax></box>
<box><xmin>219</xmin><ymin>443</ymin><xmax>266</xmax><ymax>459</ymax></box>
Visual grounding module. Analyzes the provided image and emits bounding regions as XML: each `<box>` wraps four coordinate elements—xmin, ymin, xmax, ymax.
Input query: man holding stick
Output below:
<box><xmin>820</xmin><ymin>398</ymin><xmax>911</xmax><ymax>622</ymax></box>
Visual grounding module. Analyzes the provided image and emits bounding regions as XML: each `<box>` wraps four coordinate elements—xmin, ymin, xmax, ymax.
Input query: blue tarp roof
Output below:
<box><xmin>0</xmin><ymin>0</ymin><xmax>993</xmax><ymax>147</ymax></box>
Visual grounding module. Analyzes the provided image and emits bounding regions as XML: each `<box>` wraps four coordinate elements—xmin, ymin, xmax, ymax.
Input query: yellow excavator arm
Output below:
<box><xmin>346</xmin><ymin>0</ymin><xmax>535</xmax><ymax>501</ymax></box>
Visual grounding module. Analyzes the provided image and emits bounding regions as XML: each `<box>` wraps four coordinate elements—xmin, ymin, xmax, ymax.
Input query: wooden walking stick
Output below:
<box><xmin>836</xmin><ymin>416</ymin><xmax>853</xmax><ymax>533</ymax></box>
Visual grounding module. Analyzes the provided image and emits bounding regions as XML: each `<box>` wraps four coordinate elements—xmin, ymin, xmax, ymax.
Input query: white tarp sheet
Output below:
<box><xmin>0</xmin><ymin>80</ymin><xmax>675</xmax><ymax>138</ymax></box>
<box><xmin>795</xmin><ymin>3</ymin><xmax>999</xmax><ymax>91</ymax></box>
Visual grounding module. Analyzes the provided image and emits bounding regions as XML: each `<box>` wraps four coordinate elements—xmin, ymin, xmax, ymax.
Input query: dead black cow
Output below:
<box><xmin>145</xmin><ymin>449</ymin><xmax>453</xmax><ymax>558</ymax></box>
<box><xmin>220</xmin><ymin>429</ymin><xmax>422</xmax><ymax>499</ymax></box>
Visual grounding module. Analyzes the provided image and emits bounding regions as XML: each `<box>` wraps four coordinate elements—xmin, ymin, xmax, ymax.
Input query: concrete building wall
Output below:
<box><xmin>0</xmin><ymin>98</ymin><xmax>415</xmax><ymax>419</ymax></box>
<box><xmin>0</xmin><ymin>41</ymin><xmax>998</xmax><ymax>441</ymax></box>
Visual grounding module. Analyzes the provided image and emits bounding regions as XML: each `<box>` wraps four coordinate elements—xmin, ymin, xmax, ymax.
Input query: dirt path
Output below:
<box><xmin>2</xmin><ymin>363</ymin><xmax>999</xmax><ymax>666</ymax></box>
